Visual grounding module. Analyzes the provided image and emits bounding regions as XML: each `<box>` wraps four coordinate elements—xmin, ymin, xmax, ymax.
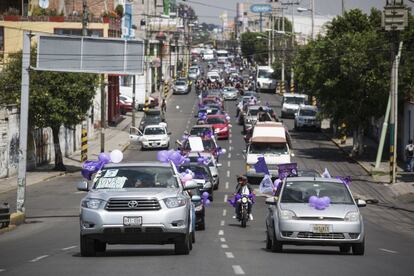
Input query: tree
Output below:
<box><xmin>294</xmin><ymin>9</ymin><xmax>392</xmax><ymax>155</ymax></box>
<box><xmin>240</xmin><ymin>32</ymin><xmax>268</xmax><ymax>64</ymax></box>
<box><xmin>0</xmin><ymin>48</ymin><xmax>99</xmax><ymax>170</ymax></box>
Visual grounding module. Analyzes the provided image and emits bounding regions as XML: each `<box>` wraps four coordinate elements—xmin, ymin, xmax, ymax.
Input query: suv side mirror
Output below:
<box><xmin>356</xmin><ymin>199</ymin><xmax>366</xmax><ymax>207</ymax></box>
<box><xmin>191</xmin><ymin>195</ymin><xmax>201</xmax><ymax>202</ymax></box>
<box><xmin>77</xmin><ymin>180</ymin><xmax>89</xmax><ymax>192</ymax></box>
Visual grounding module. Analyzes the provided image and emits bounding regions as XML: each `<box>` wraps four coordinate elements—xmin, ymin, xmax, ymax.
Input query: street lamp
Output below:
<box><xmin>297</xmin><ymin>0</ymin><xmax>314</xmax><ymax>40</ymax></box>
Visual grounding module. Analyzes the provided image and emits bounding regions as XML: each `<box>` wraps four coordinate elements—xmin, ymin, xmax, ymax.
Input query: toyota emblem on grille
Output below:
<box><xmin>128</xmin><ymin>201</ymin><xmax>139</xmax><ymax>208</ymax></box>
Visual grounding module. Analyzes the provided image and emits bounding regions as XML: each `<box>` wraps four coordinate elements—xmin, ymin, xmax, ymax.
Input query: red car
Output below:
<box><xmin>202</xmin><ymin>96</ymin><xmax>224</xmax><ymax>109</ymax></box>
<box><xmin>206</xmin><ymin>115</ymin><xmax>230</xmax><ymax>139</ymax></box>
<box><xmin>119</xmin><ymin>95</ymin><xmax>133</xmax><ymax>115</ymax></box>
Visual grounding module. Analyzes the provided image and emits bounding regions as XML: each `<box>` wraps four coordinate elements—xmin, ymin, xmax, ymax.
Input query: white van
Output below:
<box><xmin>281</xmin><ymin>94</ymin><xmax>308</xmax><ymax>118</ymax></box>
<box><xmin>256</xmin><ymin>66</ymin><xmax>277</xmax><ymax>93</ymax></box>
<box><xmin>202</xmin><ymin>49</ymin><xmax>215</xmax><ymax>61</ymax></box>
<box><xmin>245</xmin><ymin>122</ymin><xmax>292</xmax><ymax>180</ymax></box>
<box><xmin>216</xmin><ymin>50</ymin><xmax>229</xmax><ymax>64</ymax></box>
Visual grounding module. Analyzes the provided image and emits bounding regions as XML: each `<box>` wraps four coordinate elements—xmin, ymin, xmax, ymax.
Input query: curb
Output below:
<box><xmin>10</xmin><ymin>211</ymin><xmax>25</xmax><ymax>225</ymax></box>
<box><xmin>0</xmin><ymin>224</ymin><xmax>16</xmax><ymax>235</ymax></box>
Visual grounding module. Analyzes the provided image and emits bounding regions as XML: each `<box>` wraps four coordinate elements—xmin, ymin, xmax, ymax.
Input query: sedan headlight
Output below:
<box><xmin>344</xmin><ymin>211</ymin><xmax>360</xmax><ymax>222</ymax></box>
<box><xmin>280</xmin><ymin>209</ymin><xmax>297</xmax><ymax>220</ymax></box>
<box><xmin>163</xmin><ymin>197</ymin><xmax>186</xmax><ymax>208</ymax></box>
<box><xmin>81</xmin><ymin>198</ymin><xmax>105</xmax><ymax>209</ymax></box>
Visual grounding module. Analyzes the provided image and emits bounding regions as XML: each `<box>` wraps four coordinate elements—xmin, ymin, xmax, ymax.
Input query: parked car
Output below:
<box><xmin>129</xmin><ymin>124</ymin><xmax>171</xmax><ymax>150</ymax></box>
<box><xmin>173</xmin><ymin>80</ymin><xmax>190</xmax><ymax>95</ymax></box>
<box><xmin>294</xmin><ymin>105</ymin><xmax>321</xmax><ymax>130</ymax></box>
<box><xmin>77</xmin><ymin>162</ymin><xmax>199</xmax><ymax>256</ymax></box>
<box><xmin>281</xmin><ymin>94</ymin><xmax>308</xmax><ymax>118</ymax></box>
<box><xmin>187</xmin><ymin>152</ymin><xmax>221</xmax><ymax>190</ymax></box>
<box><xmin>205</xmin><ymin>115</ymin><xmax>230</xmax><ymax>140</ymax></box>
<box><xmin>178</xmin><ymin>163</ymin><xmax>214</xmax><ymax>201</ymax></box>
<box><xmin>265</xmin><ymin>177</ymin><xmax>366</xmax><ymax>255</ymax></box>
<box><xmin>119</xmin><ymin>95</ymin><xmax>133</xmax><ymax>115</ymax></box>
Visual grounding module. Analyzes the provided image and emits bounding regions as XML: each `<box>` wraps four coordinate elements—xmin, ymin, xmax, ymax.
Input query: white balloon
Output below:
<box><xmin>110</xmin><ymin>149</ymin><xmax>123</xmax><ymax>163</ymax></box>
<box><xmin>176</xmin><ymin>105</ymin><xmax>180</xmax><ymax>109</ymax></box>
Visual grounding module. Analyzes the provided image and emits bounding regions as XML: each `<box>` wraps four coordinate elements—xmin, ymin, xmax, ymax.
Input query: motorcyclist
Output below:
<box><xmin>233</xmin><ymin>175</ymin><xmax>254</xmax><ymax>220</ymax></box>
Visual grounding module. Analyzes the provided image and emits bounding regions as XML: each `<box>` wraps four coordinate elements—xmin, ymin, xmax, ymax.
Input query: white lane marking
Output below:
<box><xmin>218</xmin><ymin>230</ymin><xmax>224</xmax><ymax>236</ymax></box>
<box><xmin>74</xmin><ymin>191</ymin><xmax>84</xmax><ymax>194</ymax></box>
<box><xmin>220</xmin><ymin>220</ymin><xmax>225</xmax><ymax>226</ymax></box>
<box><xmin>221</xmin><ymin>244</ymin><xmax>229</xmax><ymax>249</ymax></box>
<box><xmin>232</xmin><ymin>265</ymin><xmax>245</xmax><ymax>275</ymax></box>
<box><xmin>228</xmin><ymin>153</ymin><xmax>232</xmax><ymax>158</ymax></box>
<box><xmin>61</xmin><ymin>245</ymin><xmax>77</xmax><ymax>251</ymax></box>
<box><xmin>225</xmin><ymin>252</ymin><xmax>235</xmax><ymax>259</ymax></box>
<box><xmin>227</xmin><ymin>170</ymin><xmax>230</xmax><ymax>178</ymax></box>
<box><xmin>0</xmin><ymin>269</ymin><xmax>6</xmax><ymax>273</ymax></box>
<box><xmin>223</xmin><ymin>209</ymin><xmax>227</xmax><ymax>216</ymax></box>
<box><xmin>225</xmin><ymin>181</ymin><xmax>229</xmax><ymax>189</ymax></box>
<box><xmin>29</xmin><ymin>255</ymin><xmax>49</xmax><ymax>263</ymax></box>
<box><xmin>379</xmin><ymin>248</ymin><xmax>398</xmax><ymax>254</ymax></box>
<box><xmin>229</xmin><ymin>133</ymin><xmax>232</xmax><ymax>138</ymax></box>
<box><xmin>229</xmin><ymin>139</ymin><xmax>232</xmax><ymax>144</ymax></box>
<box><xmin>220</xmin><ymin>237</ymin><xmax>226</xmax><ymax>242</ymax></box>
<box><xmin>224</xmin><ymin>194</ymin><xmax>228</xmax><ymax>202</ymax></box>
<box><xmin>227</xmin><ymin>161</ymin><xmax>231</xmax><ymax>167</ymax></box>
<box><xmin>229</xmin><ymin>146</ymin><xmax>233</xmax><ymax>151</ymax></box>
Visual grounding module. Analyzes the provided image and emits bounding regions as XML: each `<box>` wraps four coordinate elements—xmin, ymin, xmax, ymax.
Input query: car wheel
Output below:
<box><xmin>80</xmin><ymin>235</ymin><xmax>96</xmax><ymax>257</ymax></box>
<box><xmin>271</xmin><ymin>230</ymin><xmax>283</xmax><ymax>253</ymax></box>
<box><xmin>95</xmin><ymin>240</ymin><xmax>106</xmax><ymax>253</ymax></box>
<box><xmin>352</xmin><ymin>240</ymin><xmax>365</xmax><ymax>255</ymax></box>
<box><xmin>339</xmin><ymin>244</ymin><xmax>351</xmax><ymax>254</ymax></box>
<box><xmin>266</xmin><ymin>231</ymin><xmax>272</xmax><ymax>250</ymax></box>
<box><xmin>191</xmin><ymin>230</ymin><xmax>196</xmax><ymax>243</ymax></box>
<box><xmin>213</xmin><ymin>183</ymin><xmax>219</xmax><ymax>190</ymax></box>
<box><xmin>165</xmin><ymin>143</ymin><xmax>170</xmax><ymax>150</ymax></box>
<box><xmin>175</xmin><ymin>232</ymin><xmax>191</xmax><ymax>255</ymax></box>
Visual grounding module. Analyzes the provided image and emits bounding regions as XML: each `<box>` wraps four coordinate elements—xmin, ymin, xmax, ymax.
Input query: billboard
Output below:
<box><xmin>36</xmin><ymin>35</ymin><xmax>144</xmax><ymax>75</ymax></box>
<box><xmin>250</xmin><ymin>4</ymin><xmax>272</xmax><ymax>13</ymax></box>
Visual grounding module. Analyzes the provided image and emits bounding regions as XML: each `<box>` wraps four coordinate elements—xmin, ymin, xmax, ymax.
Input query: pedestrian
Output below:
<box><xmin>405</xmin><ymin>139</ymin><xmax>414</xmax><ymax>172</ymax></box>
<box><xmin>161</xmin><ymin>99</ymin><xmax>167</xmax><ymax>113</ymax></box>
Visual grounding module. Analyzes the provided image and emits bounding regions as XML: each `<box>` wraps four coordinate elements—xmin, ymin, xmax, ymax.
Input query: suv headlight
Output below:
<box><xmin>280</xmin><ymin>209</ymin><xmax>297</xmax><ymax>220</ymax></box>
<box><xmin>344</xmin><ymin>211</ymin><xmax>360</xmax><ymax>222</ymax></box>
<box><xmin>163</xmin><ymin>197</ymin><xmax>186</xmax><ymax>208</ymax></box>
<box><xmin>81</xmin><ymin>198</ymin><xmax>105</xmax><ymax>209</ymax></box>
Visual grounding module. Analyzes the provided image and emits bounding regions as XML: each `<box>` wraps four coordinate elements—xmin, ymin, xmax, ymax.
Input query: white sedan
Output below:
<box><xmin>130</xmin><ymin>124</ymin><xmax>170</xmax><ymax>150</ymax></box>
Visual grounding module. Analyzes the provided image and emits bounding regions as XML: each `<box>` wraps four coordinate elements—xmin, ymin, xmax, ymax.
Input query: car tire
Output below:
<box><xmin>165</xmin><ymin>143</ymin><xmax>170</xmax><ymax>150</ymax></box>
<box><xmin>191</xmin><ymin>230</ymin><xmax>196</xmax><ymax>244</ymax></box>
<box><xmin>266</xmin><ymin>230</ymin><xmax>272</xmax><ymax>250</ymax></box>
<box><xmin>175</xmin><ymin>232</ymin><xmax>191</xmax><ymax>255</ymax></box>
<box><xmin>80</xmin><ymin>235</ymin><xmax>96</xmax><ymax>257</ymax></box>
<box><xmin>352</xmin><ymin>240</ymin><xmax>365</xmax><ymax>255</ymax></box>
<box><xmin>271</xmin><ymin>230</ymin><xmax>283</xmax><ymax>253</ymax></box>
<box><xmin>339</xmin><ymin>244</ymin><xmax>351</xmax><ymax>254</ymax></box>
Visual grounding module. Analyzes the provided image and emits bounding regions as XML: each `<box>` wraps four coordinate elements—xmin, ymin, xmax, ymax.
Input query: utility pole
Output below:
<box><xmin>100</xmin><ymin>74</ymin><xmax>106</xmax><ymax>153</ymax></box>
<box><xmin>132</xmin><ymin>75</ymin><xmax>136</xmax><ymax>127</ymax></box>
<box><xmin>342</xmin><ymin>0</ymin><xmax>345</xmax><ymax>15</ymax></box>
<box><xmin>290</xmin><ymin>3</ymin><xmax>295</xmax><ymax>93</ymax></box>
<box><xmin>16</xmin><ymin>31</ymin><xmax>31</xmax><ymax>215</ymax></box>
<box><xmin>81</xmin><ymin>0</ymin><xmax>88</xmax><ymax>162</ymax></box>
<box><xmin>281</xmin><ymin>8</ymin><xmax>285</xmax><ymax>95</ymax></box>
<box><xmin>311</xmin><ymin>0</ymin><xmax>314</xmax><ymax>39</ymax></box>
<box><xmin>82</xmin><ymin>0</ymin><xmax>88</xmax><ymax>36</ymax></box>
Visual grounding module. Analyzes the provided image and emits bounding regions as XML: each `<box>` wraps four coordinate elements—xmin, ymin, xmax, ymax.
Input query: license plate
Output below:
<box><xmin>123</xmin><ymin>216</ymin><xmax>142</xmax><ymax>226</ymax></box>
<box><xmin>312</xmin><ymin>224</ymin><xmax>330</xmax><ymax>233</ymax></box>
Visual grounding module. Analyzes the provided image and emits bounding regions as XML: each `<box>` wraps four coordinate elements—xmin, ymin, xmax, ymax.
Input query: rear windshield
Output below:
<box><xmin>206</xmin><ymin>117</ymin><xmax>226</xmax><ymax>124</ymax></box>
<box><xmin>299</xmin><ymin>109</ymin><xmax>316</xmax><ymax>116</ymax></box>
<box><xmin>284</xmin><ymin>97</ymin><xmax>306</xmax><ymax>105</ymax></box>
<box><xmin>281</xmin><ymin>181</ymin><xmax>353</xmax><ymax>204</ymax></box>
<box><xmin>93</xmin><ymin>167</ymin><xmax>178</xmax><ymax>189</ymax></box>
<box><xmin>190</xmin><ymin>127</ymin><xmax>210</xmax><ymax>136</ymax></box>
<box><xmin>249</xmin><ymin>142</ymin><xmax>288</xmax><ymax>154</ymax></box>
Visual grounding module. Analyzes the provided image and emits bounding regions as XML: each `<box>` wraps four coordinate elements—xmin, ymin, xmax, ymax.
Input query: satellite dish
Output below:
<box><xmin>39</xmin><ymin>0</ymin><xmax>49</xmax><ymax>9</ymax></box>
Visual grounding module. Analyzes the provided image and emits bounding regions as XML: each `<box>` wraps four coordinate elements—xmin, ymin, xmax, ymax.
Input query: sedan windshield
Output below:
<box><xmin>145</xmin><ymin>116</ymin><xmax>161</xmax><ymax>123</ymax></box>
<box><xmin>249</xmin><ymin>143</ymin><xmax>288</xmax><ymax>154</ymax></box>
<box><xmin>93</xmin><ymin>167</ymin><xmax>178</xmax><ymax>189</ymax></box>
<box><xmin>175</xmin><ymin>81</ymin><xmax>186</xmax><ymax>86</ymax></box>
<box><xmin>281</xmin><ymin>181</ymin><xmax>354</xmax><ymax>204</ymax></box>
<box><xmin>144</xmin><ymin>127</ymin><xmax>165</xmax><ymax>135</ymax></box>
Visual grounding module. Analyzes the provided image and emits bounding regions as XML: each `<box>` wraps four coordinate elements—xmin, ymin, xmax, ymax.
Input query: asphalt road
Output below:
<box><xmin>0</xmin><ymin>80</ymin><xmax>413</xmax><ymax>275</ymax></box>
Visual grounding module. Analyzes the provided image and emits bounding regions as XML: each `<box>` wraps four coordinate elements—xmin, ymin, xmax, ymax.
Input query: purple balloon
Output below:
<box><xmin>184</xmin><ymin>158</ymin><xmax>191</xmax><ymax>164</ymax></box>
<box><xmin>202</xmin><ymin>192</ymin><xmax>209</xmax><ymax>199</ymax></box>
<box><xmin>203</xmin><ymin>199</ymin><xmax>211</xmax><ymax>207</ymax></box>
<box><xmin>321</xmin><ymin>196</ymin><xmax>331</xmax><ymax>205</ymax></box>
<box><xmin>309</xmin><ymin>196</ymin><xmax>318</xmax><ymax>206</ymax></box>
<box><xmin>197</xmin><ymin>157</ymin><xmax>204</xmax><ymax>164</ymax></box>
<box><xmin>98</xmin><ymin>152</ymin><xmax>111</xmax><ymax>163</ymax></box>
<box><xmin>157</xmin><ymin>150</ymin><xmax>170</xmax><ymax>163</ymax></box>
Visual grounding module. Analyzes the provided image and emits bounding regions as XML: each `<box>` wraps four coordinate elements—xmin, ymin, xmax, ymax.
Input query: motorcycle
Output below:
<box><xmin>229</xmin><ymin>193</ymin><xmax>255</xmax><ymax>228</ymax></box>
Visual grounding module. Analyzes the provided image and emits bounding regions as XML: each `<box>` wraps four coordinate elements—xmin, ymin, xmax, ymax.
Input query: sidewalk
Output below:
<box><xmin>0</xmin><ymin>113</ymin><xmax>140</xmax><ymax>195</ymax></box>
<box><xmin>323</xmin><ymin>130</ymin><xmax>414</xmax><ymax>211</ymax></box>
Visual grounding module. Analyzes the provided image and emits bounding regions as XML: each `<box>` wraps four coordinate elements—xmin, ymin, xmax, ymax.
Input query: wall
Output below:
<box><xmin>0</xmin><ymin>106</ymin><xmax>19</xmax><ymax>178</ymax></box>
<box><xmin>402</xmin><ymin>101</ymin><xmax>414</xmax><ymax>160</ymax></box>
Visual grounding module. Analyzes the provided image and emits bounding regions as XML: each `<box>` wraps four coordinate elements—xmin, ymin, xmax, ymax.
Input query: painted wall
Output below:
<box><xmin>0</xmin><ymin>106</ymin><xmax>19</xmax><ymax>178</ymax></box>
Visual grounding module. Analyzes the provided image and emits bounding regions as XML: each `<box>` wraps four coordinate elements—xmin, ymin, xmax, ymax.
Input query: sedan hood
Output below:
<box><xmin>88</xmin><ymin>188</ymin><xmax>180</xmax><ymax>200</ymax></box>
<box><xmin>279</xmin><ymin>203</ymin><xmax>358</xmax><ymax>218</ymax></box>
<box><xmin>143</xmin><ymin>134</ymin><xmax>168</xmax><ymax>140</ymax></box>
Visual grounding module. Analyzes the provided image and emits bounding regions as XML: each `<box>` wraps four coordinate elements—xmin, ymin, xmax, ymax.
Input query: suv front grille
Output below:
<box><xmin>105</xmin><ymin>198</ymin><xmax>161</xmax><ymax>211</ymax></box>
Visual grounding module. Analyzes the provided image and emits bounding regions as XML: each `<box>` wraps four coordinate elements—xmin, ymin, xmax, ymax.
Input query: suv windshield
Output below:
<box><xmin>188</xmin><ymin>156</ymin><xmax>214</xmax><ymax>166</ymax></box>
<box><xmin>258</xmin><ymin>70</ymin><xmax>273</xmax><ymax>78</ymax></box>
<box><xmin>248</xmin><ymin>109</ymin><xmax>259</xmax><ymax>116</ymax></box>
<box><xmin>299</xmin><ymin>109</ymin><xmax>316</xmax><ymax>116</ymax></box>
<box><xmin>93</xmin><ymin>167</ymin><xmax>178</xmax><ymax>189</ymax></box>
<box><xmin>284</xmin><ymin>97</ymin><xmax>306</xmax><ymax>105</ymax></box>
<box><xmin>144</xmin><ymin>127</ymin><xmax>165</xmax><ymax>135</ymax></box>
<box><xmin>281</xmin><ymin>181</ymin><xmax>354</xmax><ymax>204</ymax></box>
<box><xmin>179</xmin><ymin>165</ymin><xmax>211</xmax><ymax>179</ymax></box>
<box><xmin>249</xmin><ymin>142</ymin><xmax>288</xmax><ymax>154</ymax></box>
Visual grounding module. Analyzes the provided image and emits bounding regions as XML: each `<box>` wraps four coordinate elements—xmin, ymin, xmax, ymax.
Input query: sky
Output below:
<box><xmin>183</xmin><ymin>0</ymin><xmax>414</xmax><ymax>24</ymax></box>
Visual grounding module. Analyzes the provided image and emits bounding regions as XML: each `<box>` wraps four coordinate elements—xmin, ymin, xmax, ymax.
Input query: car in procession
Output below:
<box><xmin>77</xmin><ymin>162</ymin><xmax>199</xmax><ymax>256</ymax></box>
<box><xmin>294</xmin><ymin>105</ymin><xmax>321</xmax><ymax>130</ymax></box>
<box><xmin>265</xmin><ymin>177</ymin><xmax>366</xmax><ymax>255</ymax></box>
<box><xmin>205</xmin><ymin>115</ymin><xmax>230</xmax><ymax>140</ymax></box>
<box><xmin>129</xmin><ymin>124</ymin><xmax>171</xmax><ymax>150</ymax></box>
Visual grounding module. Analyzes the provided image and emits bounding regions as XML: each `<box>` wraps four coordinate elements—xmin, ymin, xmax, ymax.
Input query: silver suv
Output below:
<box><xmin>77</xmin><ymin>162</ymin><xmax>198</xmax><ymax>256</ymax></box>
